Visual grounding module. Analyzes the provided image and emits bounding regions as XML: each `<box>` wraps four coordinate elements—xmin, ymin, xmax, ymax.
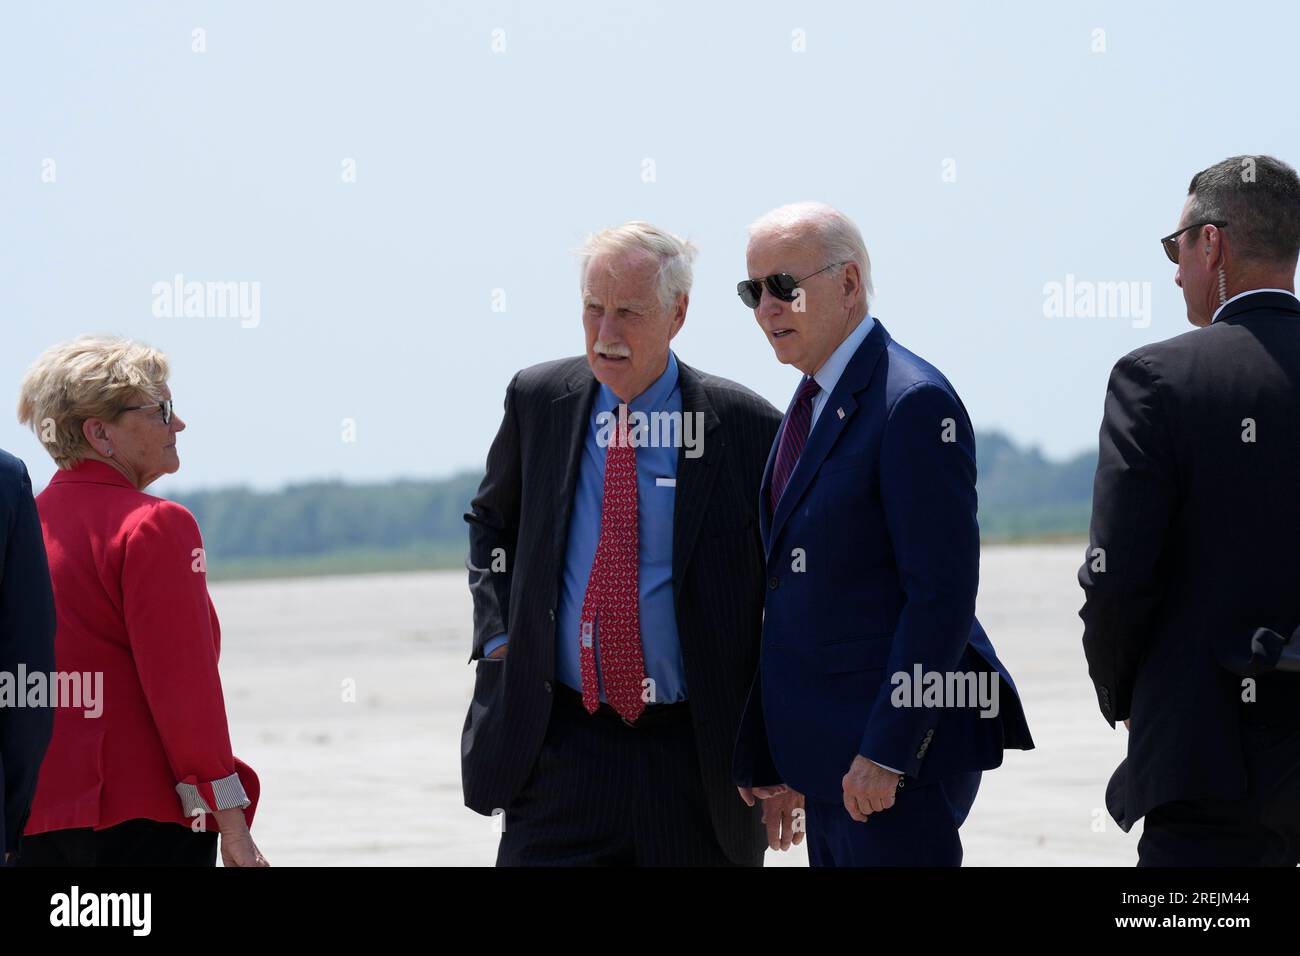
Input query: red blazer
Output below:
<box><xmin>24</xmin><ymin>459</ymin><xmax>258</xmax><ymax>835</ymax></box>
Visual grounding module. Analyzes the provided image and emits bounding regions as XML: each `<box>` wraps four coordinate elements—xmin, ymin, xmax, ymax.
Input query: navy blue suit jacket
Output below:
<box><xmin>0</xmin><ymin>449</ymin><xmax>56</xmax><ymax>862</ymax></box>
<box><xmin>734</xmin><ymin>320</ymin><xmax>1034</xmax><ymax>802</ymax></box>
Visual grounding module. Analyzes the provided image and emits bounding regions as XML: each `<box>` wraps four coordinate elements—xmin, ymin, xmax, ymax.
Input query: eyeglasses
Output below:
<box><xmin>1160</xmin><ymin>220</ymin><xmax>1228</xmax><ymax>264</ymax></box>
<box><xmin>120</xmin><ymin>399</ymin><xmax>174</xmax><ymax>424</ymax></box>
<box><xmin>737</xmin><ymin>262</ymin><xmax>847</xmax><ymax>309</ymax></box>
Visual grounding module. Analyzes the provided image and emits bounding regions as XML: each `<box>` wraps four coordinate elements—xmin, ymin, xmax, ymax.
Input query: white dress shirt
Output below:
<box><xmin>1211</xmin><ymin>288</ymin><xmax>1300</xmax><ymax>323</ymax></box>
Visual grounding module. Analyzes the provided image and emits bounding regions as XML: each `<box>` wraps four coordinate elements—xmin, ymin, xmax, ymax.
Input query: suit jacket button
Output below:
<box><xmin>916</xmin><ymin>750</ymin><xmax>925</xmax><ymax>759</ymax></box>
<box><xmin>768</xmin><ymin>576</ymin><xmax>779</xmax><ymax>590</ymax></box>
<box><xmin>543</xmin><ymin>680</ymin><xmax>553</xmax><ymax>694</ymax></box>
<box><xmin>547</xmin><ymin>608</ymin><xmax>555</xmax><ymax>622</ymax></box>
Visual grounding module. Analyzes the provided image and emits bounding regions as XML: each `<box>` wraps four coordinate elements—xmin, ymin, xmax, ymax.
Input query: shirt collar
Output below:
<box><xmin>597</xmin><ymin>349</ymin><xmax>680</xmax><ymax>415</ymax></box>
<box><xmin>1211</xmin><ymin>288</ymin><xmax>1300</xmax><ymax>323</ymax></box>
<box><xmin>812</xmin><ymin>315</ymin><xmax>877</xmax><ymax>397</ymax></box>
<box><xmin>47</xmin><ymin>458</ymin><xmax>139</xmax><ymax>490</ymax></box>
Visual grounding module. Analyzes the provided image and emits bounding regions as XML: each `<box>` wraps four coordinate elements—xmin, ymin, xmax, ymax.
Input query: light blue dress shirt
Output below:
<box><xmin>808</xmin><ymin>314</ymin><xmax>876</xmax><ymax>429</ymax></box>
<box><xmin>484</xmin><ymin>352</ymin><xmax>686</xmax><ymax>704</ymax></box>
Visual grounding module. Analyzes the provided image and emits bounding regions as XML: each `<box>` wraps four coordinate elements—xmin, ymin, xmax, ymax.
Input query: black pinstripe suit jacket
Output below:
<box><xmin>461</xmin><ymin>354</ymin><xmax>782</xmax><ymax>864</ymax></box>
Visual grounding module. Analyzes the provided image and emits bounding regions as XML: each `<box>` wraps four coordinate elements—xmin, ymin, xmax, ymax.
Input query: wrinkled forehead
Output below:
<box><xmin>746</xmin><ymin>228</ymin><xmax>823</xmax><ymax>278</ymax></box>
<box><xmin>582</xmin><ymin>250</ymin><xmax>660</xmax><ymax>304</ymax></box>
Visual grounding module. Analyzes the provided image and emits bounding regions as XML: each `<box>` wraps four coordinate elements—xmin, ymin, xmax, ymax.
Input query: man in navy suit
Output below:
<box><xmin>0</xmin><ymin>448</ymin><xmax>56</xmax><ymax>865</ymax></box>
<box><xmin>732</xmin><ymin>202</ymin><xmax>1034</xmax><ymax>866</ymax></box>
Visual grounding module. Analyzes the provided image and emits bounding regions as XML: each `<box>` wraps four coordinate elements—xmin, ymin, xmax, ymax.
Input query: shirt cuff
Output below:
<box><xmin>866</xmin><ymin>758</ymin><xmax>904</xmax><ymax>775</ymax></box>
<box><xmin>483</xmin><ymin>633</ymin><xmax>509</xmax><ymax>658</ymax></box>
<box><xmin>176</xmin><ymin>771</ymin><xmax>251</xmax><ymax>816</ymax></box>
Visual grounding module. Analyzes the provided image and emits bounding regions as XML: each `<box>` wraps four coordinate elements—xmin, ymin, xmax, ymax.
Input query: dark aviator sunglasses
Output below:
<box><xmin>1161</xmin><ymin>220</ymin><xmax>1228</xmax><ymax>264</ymax></box>
<box><xmin>737</xmin><ymin>262</ymin><xmax>847</xmax><ymax>309</ymax></box>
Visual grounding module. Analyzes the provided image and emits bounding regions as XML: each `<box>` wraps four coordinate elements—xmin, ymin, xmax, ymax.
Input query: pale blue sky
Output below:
<box><xmin>3</xmin><ymin>1</ymin><xmax>1297</xmax><ymax>494</ymax></box>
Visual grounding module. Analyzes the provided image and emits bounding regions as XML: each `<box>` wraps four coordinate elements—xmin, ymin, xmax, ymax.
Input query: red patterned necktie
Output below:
<box><xmin>769</xmin><ymin>375</ymin><xmax>822</xmax><ymax>513</ymax></box>
<box><xmin>578</xmin><ymin>404</ymin><xmax>647</xmax><ymax>723</ymax></box>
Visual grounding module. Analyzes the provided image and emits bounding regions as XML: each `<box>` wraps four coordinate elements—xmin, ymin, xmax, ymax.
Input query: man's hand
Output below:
<box><xmin>737</xmin><ymin>784</ymin><xmax>805</xmax><ymax>851</ymax></box>
<box><xmin>736</xmin><ymin>783</ymin><xmax>788</xmax><ymax>807</ymax></box>
<box><xmin>488</xmin><ymin>644</ymin><xmax>508</xmax><ymax>660</ymax></box>
<box><xmin>841</xmin><ymin>755</ymin><xmax>900</xmax><ymax>822</ymax></box>
<box><xmin>759</xmin><ymin>789</ymin><xmax>805</xmax><ymax>851</ymax></box>
<box><xmin>1123</xmin><ymin>718</ymin><xmax>1130</xmax><ymax>730</ymax></box>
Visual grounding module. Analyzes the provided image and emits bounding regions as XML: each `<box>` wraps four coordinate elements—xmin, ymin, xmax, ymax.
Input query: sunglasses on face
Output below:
<box><xmin>121</xmin><ymin>399</ymin><xmax>174</xmax><ymax>424</ymax></box>
<box><xmin>737</xmin><ymin>261</ymin><xmax>846</xmax><ymax>309</ymax></box>
<box><xmin>1160</xmin><ymin>220</ymin><xmax>1228</xmax><ymax>264</ymax></box>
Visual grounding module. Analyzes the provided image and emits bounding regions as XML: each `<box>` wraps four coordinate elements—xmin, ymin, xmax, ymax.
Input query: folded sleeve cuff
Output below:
<box><xmin>176</xmin><ymin>771</ymin><xmax>251</xmax><ymax>816</ymax></box>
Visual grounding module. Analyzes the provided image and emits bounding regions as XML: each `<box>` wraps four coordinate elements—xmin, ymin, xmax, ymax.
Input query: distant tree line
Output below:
<box><xmin>168</xmin><ymin>431</ymin><xmax>1097</xmax><ymax>578</ymax></box>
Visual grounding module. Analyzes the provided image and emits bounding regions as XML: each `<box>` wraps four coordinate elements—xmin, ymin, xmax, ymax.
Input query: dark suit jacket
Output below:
<box><xmin>461</xmin><ymin>354</ymin><xmax>782</xmax><ymax>864</ymax></box>
<box><xmin>734</xmin><ymin>320</ymin><xmax>1033</xmax><ymax>803</ymax></box>
<box><xmin>0</xmin><ymin>449</ymin><xmax>56</xmax><ymax>862</ymax></box>
<box><xmin>1080</xmin><ymin>290</ymin><xmax>1300</xmax><ymax>830</ymax></box>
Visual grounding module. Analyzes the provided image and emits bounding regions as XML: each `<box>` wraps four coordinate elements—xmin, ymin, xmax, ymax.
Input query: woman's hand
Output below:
<box><xmin>212</xmin><ymin>807</ymin><xmax>270</xmax><ymax>867</ymax></box>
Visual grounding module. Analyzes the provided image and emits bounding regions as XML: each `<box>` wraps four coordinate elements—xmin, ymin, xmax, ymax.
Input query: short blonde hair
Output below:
<box><xmin>17</xmin><ymin>336</ymin><xmax>170</xmax><ymax>469</ymax></box>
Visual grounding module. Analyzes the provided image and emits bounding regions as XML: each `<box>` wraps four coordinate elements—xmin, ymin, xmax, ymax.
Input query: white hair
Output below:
<box><xmin>748</xmin><ymin>202</ymin><xmax>874</xmax><ymax>309</ymax></box>
<box><xmin>578</xmin><ymin>221</ymin><xmax>698</xmax><ymax>311</ymax></box>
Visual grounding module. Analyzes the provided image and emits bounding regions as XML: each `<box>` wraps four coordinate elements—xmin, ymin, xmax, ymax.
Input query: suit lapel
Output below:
<box><xmin>672</xmin><ymin>360</ymin><xmax>721</xmax><ymax>605</ymax></box>
<box><xmin>551</xmin><ymin>364</ymin><xmax>599</xmax><ymax>568</ymax></box>
<box><xmin>767</xmin><ymin>321</ymin><xmax>891</xmax><ymax>558</ymax></box>
<box><xmin>758</xmin><ymin>388</ymin><xmax>793</xmax><ymax>553</ymax></box>
<box><xmin>550</xmin><ymin>358</ymin><xmax>721</xmax><ymax>608</ymax></box>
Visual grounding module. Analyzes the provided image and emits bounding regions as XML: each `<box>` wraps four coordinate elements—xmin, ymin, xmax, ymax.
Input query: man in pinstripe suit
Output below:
<box><xmin>461</xmin><ymin>221</ymin><xmax>790</xmax><ymax>865</ymax></box>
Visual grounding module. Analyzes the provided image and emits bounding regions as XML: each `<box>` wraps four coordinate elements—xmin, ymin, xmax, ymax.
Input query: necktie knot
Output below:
<box><xmin>607</xmin><ymin>403</ymin><xmax>635</xmax><ymax>449</ymax></box>
<box><xmin>797</xmin><ymin>376</ymin><xmax>820</xmax><ymax>404</ymax></box>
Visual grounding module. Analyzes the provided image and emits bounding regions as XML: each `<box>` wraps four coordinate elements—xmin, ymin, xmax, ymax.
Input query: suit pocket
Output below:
<box><xmin>818</xmin><ymin>451</ymin><xmax>870</xmax><ymax>477</ymax></box>
<box><xmin>463</xmin><ymin>658</ymin><xmax>506</xmax><ymax>751</ymax></box>
<box><xmin>475</xmin><ymin>656</ymin><xmax>506</xmax><ymax>676</ymax></box>
<box><xmin>471</xmin><ymin>658</ymin><xmax>505</xmax><ymax>708</ymax></box>
<box><xmin>819</xmin><ymin>634</ymin><xmax>892</xmax><ymax>673</ymax></box>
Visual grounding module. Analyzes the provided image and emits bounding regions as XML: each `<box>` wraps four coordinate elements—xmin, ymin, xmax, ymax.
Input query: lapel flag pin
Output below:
<box><xmin>836</xmin><ymin>407</ymin><xmax>846</xmax><ymax>419</ymax></box>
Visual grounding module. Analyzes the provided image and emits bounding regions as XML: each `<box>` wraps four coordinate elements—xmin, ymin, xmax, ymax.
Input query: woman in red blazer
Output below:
<box><xmin>15</xmin><ymin>336</ymin><xmax>267</xmax><ymax>867</ymax></box>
